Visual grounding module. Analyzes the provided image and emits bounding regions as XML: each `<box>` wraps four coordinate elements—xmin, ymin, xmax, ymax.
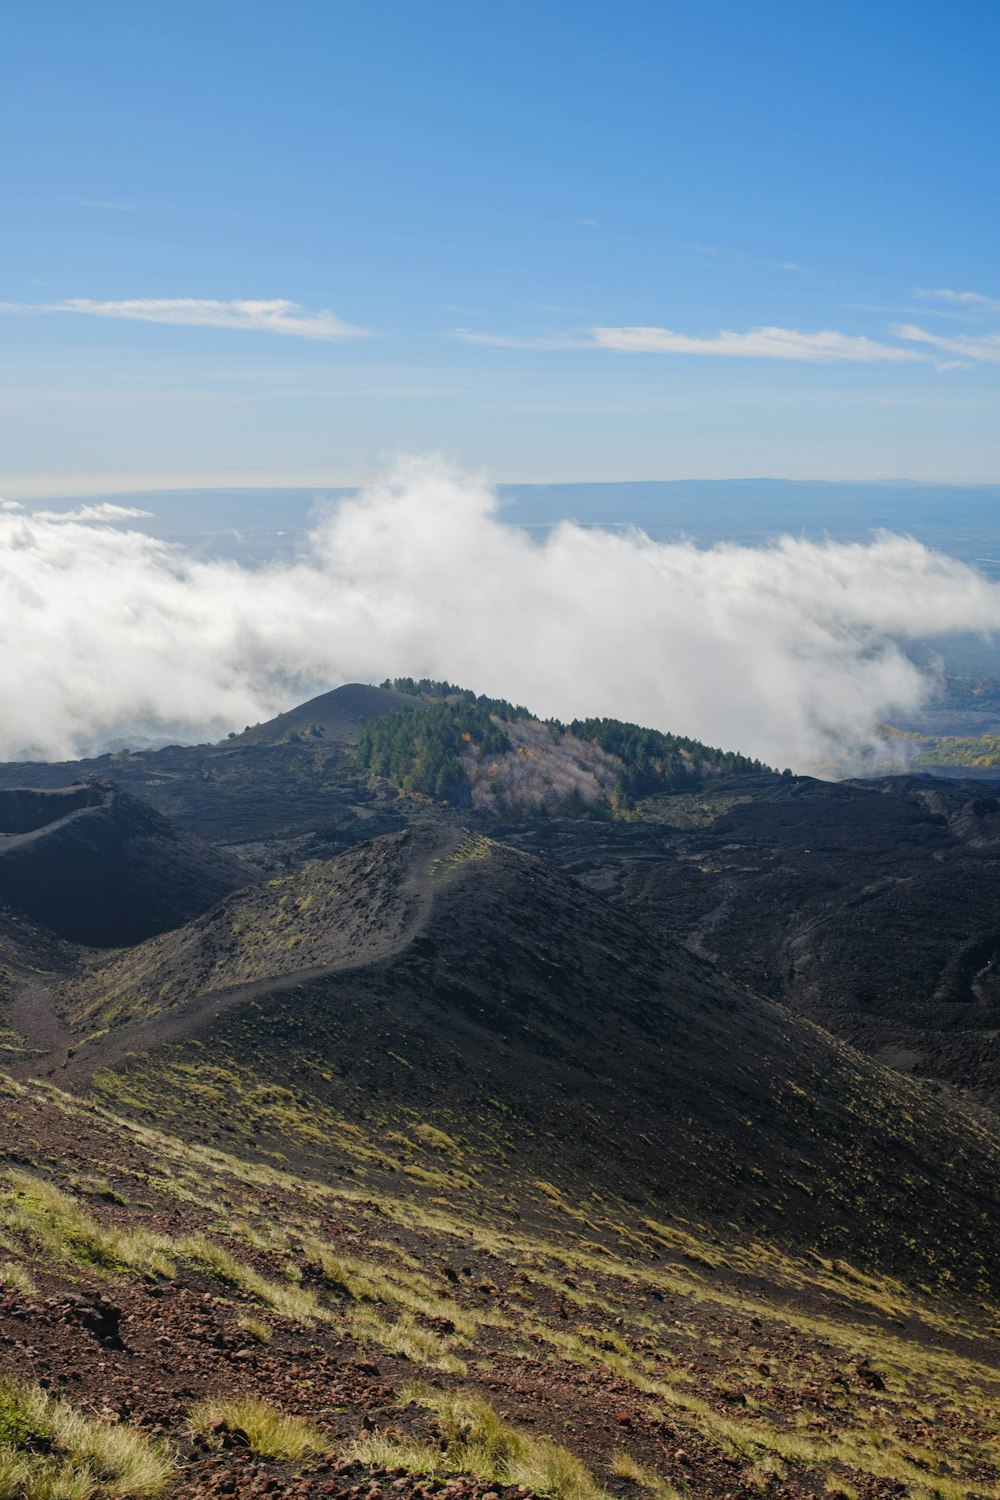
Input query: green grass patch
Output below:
<box><xmin>610</xmin><ymin>1451</ymin><xmax>690</xmax><ymax>1500</ymax></box>
<box><xmin>235</xmin><ymin>1312</ymin><xmax>273</xmax><ymax>1344</ymax></box>
<box><xmin>190</xmin><ymin>1396</ymin><xmax>329</xmax><ymax>1462</ymax></box>
<box><xmin>303</xmin><ymin>1237</ymin><xmax>478</xmax><ymax>1336</ymax></box>
<box><xmin>0</xmin><ymin>1171</ymin><xmax>175</xmax><ymax>1278</ymax></box>
<box><xmin>350</xmin><ymin>1385</ymin><xmax>608</xmax><ymax>1500</ymax></box>
<box><xmin>177</xmin><ymin>1233</ymin><xmax>325</xmax><ymax>1324</ymax></box>
<box><xmin>350</xmin><ymin>1309</ymin><xmax>468</xmax><ymax>1374</ymax></box>
<box><xmin>0</xmin><ymin>1262</ymin><xmax>35</xmax><ymax>1296</ymax></box>
<box><xmin>0</xmin><ymin>1377</ymin><xmax>173</xmax><ymax>1497</ymax></box>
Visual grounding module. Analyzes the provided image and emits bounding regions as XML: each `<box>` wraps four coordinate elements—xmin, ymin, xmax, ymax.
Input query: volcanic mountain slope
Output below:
<box><xmin>234</xmin><ymin>682</ymin><xmax>421</xmax><ymax>747</ymax></box>
<box><xmin>1</xmin><ymin>794</ymin><xmax>999</xmax><ymax>1497</ymax></box>
<box><xmin>45</xmin><ymin>825</ymin><xmax>1000</xmax><ymax>1300</ymax></box>
<box><xmin>0</xmin><ymin>898</ymin><xmax>82</xmax><ymax>1070</ymax></box>
<box><xmin>0</xmin><ymin>687</ymin><xmax>412</xmax><ymax>852</ymax></box>
<box><xmin>492</xmin><ymin>773</ymin><xmax>1000</xmax><ymax>1117</ymax></box>
<box><xmin>0</xmin><ymin>783</ymin><xmax>251</xmax><ymax>946</ymax></box>
<box><xmin>2</xmin><ymin>684</ymin><xmax>1000</xmax><ymax>1117</ymax></box>
<box><xmin>0</xmin><ymin>680</ymin><xmax>774</xmax><ymax>850</ymax></box>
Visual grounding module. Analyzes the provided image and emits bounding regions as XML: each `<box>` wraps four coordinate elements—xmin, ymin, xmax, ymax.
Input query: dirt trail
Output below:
<box><xmin>6</xmin><ymin>974</ymin><xmax>73</xmax><ymax>1076</ymax></box>
<box><xmin>57</xmin><ymin>825</ymin><xmax>465</xmax><ymax>1083</ymax></box>
<box><xmin>683</xmin><ymin>873</ymin><xmax>743</xmax><ymax>962</ymax></box>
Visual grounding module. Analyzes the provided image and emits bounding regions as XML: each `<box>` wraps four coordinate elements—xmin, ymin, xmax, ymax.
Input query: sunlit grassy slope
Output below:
<box><xmin>0</xmin><ymin>1072</ymin><xmax>997</xmax><ymax>1500</ymax></box>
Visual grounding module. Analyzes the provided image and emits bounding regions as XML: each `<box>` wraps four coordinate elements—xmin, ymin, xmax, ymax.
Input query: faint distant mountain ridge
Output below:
<box><xmin>30</xmin><ymin>479</ymin><xmax>1000</xmax><ymax>574</ymax></box>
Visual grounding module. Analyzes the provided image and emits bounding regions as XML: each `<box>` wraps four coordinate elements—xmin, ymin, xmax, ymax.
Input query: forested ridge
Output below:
<box><xmin>357</xmin><ymin>700</ymin><xmax>513</xmax><ymax>802</ymax></box>
<box><xmin>567</xmin><ymin>716</ymin><xmax>771</xmax><ymax>800</ymax></box>
<box><xmin>359</xmin><ymin>684</ymin><xmax>776</xmax><ymax>809</ymax></box>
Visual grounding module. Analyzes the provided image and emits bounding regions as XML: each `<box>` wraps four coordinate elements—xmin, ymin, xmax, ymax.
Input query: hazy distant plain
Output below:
<box><xmin>30</xmin><ymin>478</ymin><xmax>1000</xmax><ymax>572</ymax></box>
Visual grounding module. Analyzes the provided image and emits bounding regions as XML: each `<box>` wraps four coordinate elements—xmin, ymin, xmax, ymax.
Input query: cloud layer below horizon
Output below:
<box><xmin>3</xmin><ymin>460</ymin><xmax>999</xmax><ymax>770</ymax></box>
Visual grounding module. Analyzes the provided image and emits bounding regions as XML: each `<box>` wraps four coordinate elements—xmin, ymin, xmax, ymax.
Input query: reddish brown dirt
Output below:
<box><xmin>1</xmin><ymin>1081</ymin><xmax>998</xmax><ymax>1500</ymax></box>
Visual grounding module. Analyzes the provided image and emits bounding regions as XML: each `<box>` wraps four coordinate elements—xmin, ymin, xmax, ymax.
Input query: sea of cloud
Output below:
<box><xmin>3</xmin><ymin>458</ymin><xmax>999</xmax><ymax>770</ymax></box>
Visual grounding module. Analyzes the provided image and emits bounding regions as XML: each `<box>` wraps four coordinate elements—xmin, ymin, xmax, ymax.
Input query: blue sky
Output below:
<box><xmin>3</xmin><ymin>0</ymin><xmax>1000</xmax><ymax>495</ymax></box>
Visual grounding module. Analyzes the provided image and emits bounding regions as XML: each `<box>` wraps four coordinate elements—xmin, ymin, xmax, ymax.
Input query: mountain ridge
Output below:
<box><xmin>34</xmin><ymin>823</ymin><xmax>1000</xmax><ymax>1300</ymax></box>
<box><xmin>1</xmin><ymin>686</ymin><xmax>1000</xmax><ymax>1498</ymax></box>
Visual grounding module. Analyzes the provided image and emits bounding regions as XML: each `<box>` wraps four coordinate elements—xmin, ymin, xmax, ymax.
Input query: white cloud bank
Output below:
<box><xmin>0</xmin><ymin>298</ymin><xmax>368</xmax><ymax>341</ymax></box>
<box><xmin>2</xmin><ymin>459</ymin><xmax>999</xmax><ymax>770</ymax></box>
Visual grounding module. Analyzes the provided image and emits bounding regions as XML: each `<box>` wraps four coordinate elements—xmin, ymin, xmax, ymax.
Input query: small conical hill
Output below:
<box><xmin>233</xmin><ymin>682</ymin><xmax>420</xmax><ymax>746</ymax></box>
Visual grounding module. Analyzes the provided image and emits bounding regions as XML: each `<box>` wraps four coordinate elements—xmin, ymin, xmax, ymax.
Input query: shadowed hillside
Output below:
<box><xmin>0</xmin><ymin>782</ymin><xmax>251</xmax><ymax>946</ymax></box>
<box><xmin>494</xmin><ymin>773</ymin><xmax>1000</xmax><ymax>1119</ymax></box>
<box><xmin>51</xmin><ymin>826</ymin><xmax>1000</xmax><ymax>1299</ymax></box>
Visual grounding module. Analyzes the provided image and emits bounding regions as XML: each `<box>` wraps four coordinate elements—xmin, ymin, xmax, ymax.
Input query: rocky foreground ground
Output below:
<box><xmin>0</xmin><ymin>1075</ymin><xmax>997</xmax><ymax>1500</ymax></box>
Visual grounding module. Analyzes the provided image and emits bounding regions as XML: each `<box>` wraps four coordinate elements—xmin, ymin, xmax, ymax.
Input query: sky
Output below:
<box><xmin>3</xmin><ymin>0</ymin><xmax>1000</xmax><ymax>496</ymax></box>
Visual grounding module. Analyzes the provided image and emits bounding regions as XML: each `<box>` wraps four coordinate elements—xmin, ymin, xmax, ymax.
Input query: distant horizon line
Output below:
<box><xmin>4</xmin><ymin>473</ymin><xmax>1000</xmax><ymax>504</ymax></box>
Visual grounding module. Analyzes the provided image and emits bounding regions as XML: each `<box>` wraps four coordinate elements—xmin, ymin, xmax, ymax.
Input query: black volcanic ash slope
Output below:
<box><xmin>234</xmin><ymin>681</ymin><xmax>421</xmax><ymax>746</ymax></box>
<box><xmin>4</xmin><ymin>688</ymin><xmax>1000</xmax><ymax>1118</ymax></box>
<box><xmin>61</xmin><ymin>825</ymin><xmax>1000</xmax><ymax>1295</ymax></box>
<box><xmin>0</xmin><ymin>783</ymin><xmax>251</xmax><ymax>946</ymax></box>
<box><xmin>501</xmin><ymin>772</ymin><xmax>1000</xmax><ymax>1114</ymax></box>
<box><xmin>0</xmin><ymin>683</ymin><xmax>420</xmax><ymax>847</ymax></box>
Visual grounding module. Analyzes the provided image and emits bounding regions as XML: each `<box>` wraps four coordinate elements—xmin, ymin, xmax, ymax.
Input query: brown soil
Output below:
<box><xmin>1</xmin><ymin>1079</ymin><xmax>997</xmax><ymax>1500</ymax></box>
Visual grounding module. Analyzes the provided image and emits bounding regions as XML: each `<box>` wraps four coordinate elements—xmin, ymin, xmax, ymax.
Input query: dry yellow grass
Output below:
<box><xmin>350</xmin><ymin>1386</ymin><xmax>608</xmax><ymax>1500</ymax></box>
<box><xmin>0</xmin><ymin>1377</ymin><xmax>173</xmax><ymax>1497</ymax></box>
<box><xmin>190</xmin><ymin>1396</ymin><xmax>329</xmax><ymax>1461</ymax></box>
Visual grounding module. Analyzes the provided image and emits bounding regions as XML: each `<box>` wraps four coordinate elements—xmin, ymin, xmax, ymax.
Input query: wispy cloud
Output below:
<box><xmin>0</xmin><ymin>297</ymin><xmax>369</xmax><ymax>341</ymax></box>
<box><xmin>591</xmin><ymin>325</ymin><xmax>921</xmax><ymax>361</ymax></box>
<box><xmin>452</xmin><ymin>328</ymin><xmax>587</xmax><ymax>350</ymax></box>
<box><xmin>30</xmin><ymin>503</ymin><xmax>154</xmax><ymax>523</ymax></box>
<box><xmin>894</xmin><ymin>323</ymin><xmax>1000</xmax><ymax>363</ymax></box>
<box><xmin>454</xmin><ymin>324</ymin><xmax>919</xmax><ymax>361</ymax></box>
<box><xmin>916</xmin><ymin>288</ymin><xmax>1000</xmax><ymax>313</ymax></box>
